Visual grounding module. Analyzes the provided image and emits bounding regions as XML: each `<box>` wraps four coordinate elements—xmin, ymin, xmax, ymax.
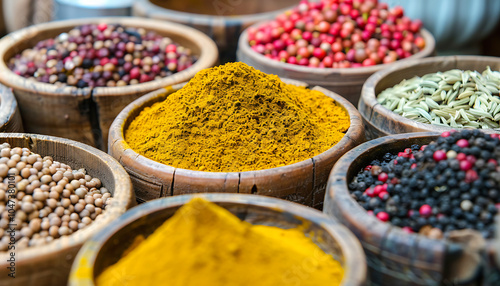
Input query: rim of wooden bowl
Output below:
<box><xmin>0</xmin><ymin>133</ymin><xmax>134</xmax><ymax>267</ymax></box>
<box><xmin>108</xmin><ymin>79</ymin><xmax>365</xmax><ymax>197</ymax></box>
<box><xmin>69</xmin><ymin>193</ymin><xmax>367</xmax><ymax>286</ymax></box>
<box><xmin>360</xmin><ymin>55</ymin><xmax>500</xmax><ymax>134</ymax></box>
<box><xmin>0</xmin><ymin>85</ymin><xmax>18</xmax><ymax>130</ymax></box>
<box><xmin>0</xmin><ymin>17</ymin><xmax>219</xmax><ymax>98</ymax></box>
<box><xmin>134</xmin><ymin>0</ymin><xmax>298</xmax><ymax>23</ymax></box>
<box><xmin>237</xmin><ymin>21</ymin><xmax>435</xmax><ymax>78</ymax></box>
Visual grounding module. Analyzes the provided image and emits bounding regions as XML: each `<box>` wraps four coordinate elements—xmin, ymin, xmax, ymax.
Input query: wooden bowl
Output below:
<box><xmin>69</xmin><ymin>193</ymin><xmax>367</xmax><ymax>286</ymax></box>
<box><xmin>237</xmin><ymin>24</ymin><xmax>435</xmax><ymax>106</ymax></box>
<box><xmin>133</xmin><ymin>0</ymin><xmax>297</xmax><ymax>62</ymax></box>
<box><xmin>0</xmin><ymin>17</ymin><xmax>218</xmax><ymax>150</ymax></box>
<box><xmin>324</xmin><ymin>132</ymin><xmax>498</xmax><ymax>285</ymax></box>
<box><xmin>0</xmin><ymin>83</ymin><xmax>23</xmax><ymax>132</ymax></box>
<box><xmin>359</xmin><ymin>55</ymin><xmax>500</xmax><ymax>140</ymax></box>
<box><xmin>0</xmin><ymin>133</ymin><xmax>135</xmax><ymax>286</ymax></box>
<box><xmin>108</xmin><ymin>81</ymin><xmax>365</xmax><ymax>209</ymax></box>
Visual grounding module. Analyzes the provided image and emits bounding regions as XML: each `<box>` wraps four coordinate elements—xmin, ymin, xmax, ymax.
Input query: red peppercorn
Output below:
<box><xmin>378</xmin><ymin>191</ymin><xmax>389</xmax><ymax>200</ymax></box>
<box><xmin>365</xmin><ymin>187</ymin><xmax>376</xmax><ymax>197</ymax></box>
<box><xmin>465</xmin><ymin>169</ymin><xmax>479</xmax><ymax>183</ymax></box>
<box><xmin>97</xmin><ymin>23</ymin><xmax>107</xmax><ymax>32</ymax></box>
<box><xmin>456</xmin><ymin>153</ymin><xmax>467</xmax><ymax>161</ymax></box>
<box><xmin>419</xmin><ymin>204</ymin><xmax>432</xmax><ymax>218</ymax></box>
<box><xmin>364</xmin><ymin>165</ymin><xmax>372</xmax><ymax>171</ymax></box>
<box><xmin>459</xmin><ymin>160</ymin><xmax>473</xmax><ymax>171</ymax></box>
<box><xmin>456</xmin><ymin>139</ymin><xmax>469</xmax><ymax>148</ymax></box>
<box><xmin>129</xmin><ymin>67</ymin><xmax>140</xmax><ymax>80</ymax></box>
<box><xmin>376</xmin><ymin>211</ymin><xmax>390</xmax><ymax>222</ymax></box>
<box><xmin>441</xmin><ymin>131</ymin><xmax>451</xmax><ymax>137</ymax></box>
<box><xmin>378</xmin><ymin>172</ymin><xmax>388</xmax><ymax>183</ymax></box>
<box><xmin>373</xmin><ymin>185</ymin><xmax>384</xmax><ymax>195</ymax></box>
<box><xmin>433</xmin><ymin>150</ymin><xmax>447</xmax><ymax>162</ymax></box>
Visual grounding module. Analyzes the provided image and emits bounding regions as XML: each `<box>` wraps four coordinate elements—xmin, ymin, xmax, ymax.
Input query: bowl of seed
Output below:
<box><xmin>0</xmin><ymin>17</ymin><xmax>218</xmax><ymax>150</ymax></box>
<box><xmin>0</xmin><ymin>133</ymin><xmax>135</xmax><ymax>285</ymax></box>
<box><xmin>108</xmin><ymin>62</ymin><xmax>365</xmax><ymax>209</ymax></box>
<box><xmin>325</xmin><ymin>130</ymin><xmax>500</xmax><ymax>285</ymax></box>
<box><xmin>359</xmin><ymin>55</ymin><xmax>500</xmax><ymax>139</ymax></box>
<box><xmin>69</xmin><ymin>193</ymin><xmax>366</xmax><ymax>286</ymax></box>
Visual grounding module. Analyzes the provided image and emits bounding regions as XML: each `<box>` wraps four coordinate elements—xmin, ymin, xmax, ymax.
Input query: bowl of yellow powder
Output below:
<box><xmin>69</xmin><ymin>193</ymin><xmax>366</xmax><ymax>286</ymax></box>
<box><xmin>108</xmin><ymin>62</ymin><xmax>365</xmax><ymax>209</ymax></box>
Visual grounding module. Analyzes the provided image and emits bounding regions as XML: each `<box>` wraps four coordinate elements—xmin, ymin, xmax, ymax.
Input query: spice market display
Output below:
<box><xmin>0</xmin><ymin>0</ymin><xmax>498</xmax><ymax>285</ymax></box>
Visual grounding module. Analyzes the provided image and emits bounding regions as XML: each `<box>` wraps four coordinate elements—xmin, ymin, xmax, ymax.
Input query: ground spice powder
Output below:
<box><xmin>96</xmin><ymin>198</ymin><xmax>344</xmax><ymax>286</ymax></box>
<box><xmin>125</xmin><ymin>62</ymin><xmax>349</xmax><ymax>172</ymax></box>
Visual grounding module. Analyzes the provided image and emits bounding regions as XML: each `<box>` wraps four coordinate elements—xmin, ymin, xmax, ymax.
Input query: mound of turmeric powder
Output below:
<box><xmin>96</xmin><ymin>198</ymin><xmax>344</xmax><ymax>286</ymax></box>
<box><xmin>125</xmin><ymin>62</ymin><xmax>349</xmax><ymax>172</ymax></box>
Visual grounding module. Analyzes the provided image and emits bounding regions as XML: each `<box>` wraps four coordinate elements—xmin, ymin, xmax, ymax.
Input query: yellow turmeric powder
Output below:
<box><xmin>96</xmin><ymin>198</ymin><xmax>344</xmax><ymax>286</ymax></box>
<box><xmin>125</xmin><ymin>62</ymin><xmax>350</xmax><ymax>172</ymax></box>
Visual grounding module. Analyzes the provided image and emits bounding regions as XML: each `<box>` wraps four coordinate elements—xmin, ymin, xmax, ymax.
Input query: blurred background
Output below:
<box><xmin>0</xmin><ymin>0</ymin><xmax>499</xmax><ymax>56</ymax></box>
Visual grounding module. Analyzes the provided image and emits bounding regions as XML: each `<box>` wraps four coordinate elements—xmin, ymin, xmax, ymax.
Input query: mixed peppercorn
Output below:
<box><xmin>8</xmin><ymin>23</ymin><xmax>197</xmax><ymax>87</ymax></box>
<box><xmin>349</xmin><ymin>130</ymin><xmax>500</xmax><ymax>239</ymax></box>
<box><xmin>0</xmin><ymin>143</ymin><xmax>113</xmax><ymax>250</ymax></box>
<box><xmin>247</xmin><ymin>0</ymin><xmax>426</xmax><ymax>68</ymax></box>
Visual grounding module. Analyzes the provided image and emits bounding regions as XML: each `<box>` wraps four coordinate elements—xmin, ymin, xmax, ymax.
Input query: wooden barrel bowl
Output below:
<box><xmin>324</xmin><ymin>132</ymin><xmax>499</xmax><ymax>285</ymax></box>
<box><xmin>0</xmin><ymin>83</ymin><xmax>23</xmax><ymax>132</ymax></box>
<box><xmin>359</xmin><ymin>55</ymin><xmax>500</xmax><ymax>140</ymax></box>
<box><xmin>133</xmin><ymin>0</ymin><xmax>297</xmax><ymax>63</ymax></box>
<box><xmin>0</xmin><ymin>17</ymin><xmax>218</xmax><ymax>151</ymax></box>
<box><xmin>237</xmin><ymin>24</ymin><xmax>435</xmax><ymax>107</ymax></box>
<box><xmin>69</xmin><ymin>193</ymin><xmax>367</xmax><ymax>286</ymax></box>
<box><xmin>0</xmin><ymin>133</ymin><xmax>135</xmax><ymax>286</ymax></box>
<box><xmin>108</xmin><ymin>81</ymin><xmax>365</xmax><ymax>209</ymax></box>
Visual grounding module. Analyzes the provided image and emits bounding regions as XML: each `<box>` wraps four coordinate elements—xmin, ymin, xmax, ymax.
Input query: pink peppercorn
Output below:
<box><xmin>376</xmin><ymin>211</ymin><xmax>390</xmax><ymax>222</ymax></box>
<box><xmin>378</xmin><ymin>172</ymin><xmax>388</xmax><ymax>183</ymax></box>
<box><xmin>433</xmin><ymin>150</ymin><xmax>447</xmax><ymax>162</ymax></box>
<box><xmin>459</xmin><ymin>160</ymin><xmax>473</xmax><ymax>171</ymax></box>
<box><xmin>456</xmin><ymin>139</ymin><xmax>469</xmax><ymax>148</ymax></box>
<box><xmin>419</xmin><ymin>204</ymin><xmax>432</xmax><ymax>218</ymax></box>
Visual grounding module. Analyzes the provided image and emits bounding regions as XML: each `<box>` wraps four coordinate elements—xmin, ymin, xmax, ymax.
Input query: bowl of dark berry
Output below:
<box><xmin>324</xmin><ymin>130</ymin><xmax>500</xmax><ymax>285</ymax></box>
<box><xmin>0</xmin><ymin>17</ymin><xmax>218</xmax><ymax>150</ymax></box>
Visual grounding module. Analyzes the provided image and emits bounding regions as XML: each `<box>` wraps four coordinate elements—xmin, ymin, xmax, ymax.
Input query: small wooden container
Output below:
<box><xmin>237</xmin><ymin>24</ymin><xmax>435</xmax><ymax>106</ymax></box>
<box><xmin>108</xmin><ymin>82</ymin><xmax>365</xmax><ymax>209</ymax></box>
<box><xmin>69</xmin><ymin>193</ymin><xmax>367</xmax><ymax>286</ymax></box>
<box><xmin>0</xmin><ymin>17</ymin><xmax>218</xmax><ymax>150</ymax></box>
<box><xmin>133</xmin><ymin>0</ymin><xmax>297</xmax><ymax>62</ymax></box>
<box><xmin>0</xmin><ymin>83</ymin><xmax>23</xmax><ymax>132</ymax></box>
<box><xmin>324</xmin><ymin>132</ymin><xmax>497</xmax><ymax>285</ymax></box>
<box><xmin>359</xmin><ymin>55</ymin><xmax>500</xmax><ymax>140</ymax></box>
<box><xmin>0</xmin><ymin>133</ymin><xmax>135</xmax><ymax>286</ymax></box>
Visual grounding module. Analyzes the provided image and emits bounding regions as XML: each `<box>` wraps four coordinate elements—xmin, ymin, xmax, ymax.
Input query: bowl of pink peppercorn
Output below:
<box><xmin>237</xmin><ymin>0</ymin><xmax>435</xmax><ymax>106</ymax></box>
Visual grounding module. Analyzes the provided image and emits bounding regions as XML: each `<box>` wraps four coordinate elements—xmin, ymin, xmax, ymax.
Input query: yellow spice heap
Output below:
<box><xmin>97</xmin><ymin>198</ymin><xmax>344</xmax><ymax>286</ymax></box>
<box><xmin>125</xmin><ymin>62</ymin><xmax>349</xmax><ymax>172</ymax></box>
